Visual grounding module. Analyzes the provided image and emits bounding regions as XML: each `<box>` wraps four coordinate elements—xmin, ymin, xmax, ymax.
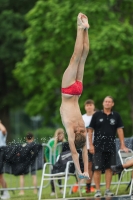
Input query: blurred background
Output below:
<box><xmin>0</xmin><ymin>0</ymin><xmax>133</xmax><ymax>143</ymax></box>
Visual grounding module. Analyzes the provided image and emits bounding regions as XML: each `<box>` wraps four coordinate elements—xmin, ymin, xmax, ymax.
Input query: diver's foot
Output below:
<box><xmin>77</xmin><ymin>13</ymin><xmax>89</xmax><ymax>29</ymax></box>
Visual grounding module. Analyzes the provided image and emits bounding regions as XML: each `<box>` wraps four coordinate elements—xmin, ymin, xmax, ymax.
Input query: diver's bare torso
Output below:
<box><xmin>60</xmin><ymin>94</ymin><xmax>85</xmax><ymax>133</ymax></box>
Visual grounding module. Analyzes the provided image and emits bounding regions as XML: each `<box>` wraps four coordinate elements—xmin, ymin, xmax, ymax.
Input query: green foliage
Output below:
<box><xmin>0</xmin><ymin>0</ymin><xmax>37</xmax><ymax>126</ymax></box>
<box><xmin>14</xmin><ymin>0</ymin><xmax>133</xmax><ymax>135</ymax></box>
<box><xmin>0</xmin><ymin>9</ymin><xmax>25</xmax><ymax>108</ymax></box>
<box><xmin>33</xmin><ymin>127</ymin><xmax>57</xmax><ymax>143</ymax></box>
<box><xmin>12</xmin><ymin>126</ymin><xmax>65</xmax><ymax>144</ymax></box>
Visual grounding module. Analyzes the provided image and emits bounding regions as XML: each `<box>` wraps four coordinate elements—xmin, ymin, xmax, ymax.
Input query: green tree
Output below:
<box><xmin>14</xmin><ymin>0</ymin><xmax>133</xmax><ymax>136</ymax></box>
<box><xmin>0</xmin><ymin>0</ymin><xmax>37</xmax><ymax>131</ymax></box>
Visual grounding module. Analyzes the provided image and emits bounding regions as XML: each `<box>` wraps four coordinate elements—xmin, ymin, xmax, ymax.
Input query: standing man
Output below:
<box><xmin>89</xmin><ymin>96</ymin><xmax>128</xmax><ymax>197</ymax></box>
<box><xmin>19</xmin><ymin>133</ymin><xmax>37</xmax><ymax>195</ymax></box>
<box><xmin>0</xmin><ymin>121</ymin><xmax>10</xmax><ymax>199</ymax></box>
<box><xmin>82</xmin><ymin>99</ymin><xmax>95</xmax><ymax>193</ymax></box>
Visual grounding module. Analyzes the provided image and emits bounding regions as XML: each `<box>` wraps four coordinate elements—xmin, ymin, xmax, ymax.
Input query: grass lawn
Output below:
<box><xmin>2</xmin><ymin>170</ymin><xmax>131</xmax><ymax>200</ymax></box>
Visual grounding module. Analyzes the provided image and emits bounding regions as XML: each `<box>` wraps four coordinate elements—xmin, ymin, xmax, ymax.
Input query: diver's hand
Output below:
<box><xmin>77</xmin><ymin>172</ymin><xmax>90</xmax><ymax>179</ymax></box>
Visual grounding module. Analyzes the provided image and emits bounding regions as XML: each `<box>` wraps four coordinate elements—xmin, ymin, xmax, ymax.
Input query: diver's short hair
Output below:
<box><xmin>74</xmin><ymin>133</ymin><xmax>86</xmax><ymax>149</ymax></box>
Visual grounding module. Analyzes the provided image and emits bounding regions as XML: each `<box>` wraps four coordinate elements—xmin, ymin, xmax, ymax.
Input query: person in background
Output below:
<box><xmin>111</xmin><ymin>158</ymin><xmax>133</xmax><ymax>174</ymax></box>
<box><xmin>0</xmin><ymin>121</ymin><xmax>10</xmax><ymax>200</ymax></box>
<box><xmin>82</xmin><ymin>99</ymin><xmax>96</xmax><ymax>193</ymax></box>
<box><xmin>45</xmin><ymin>128</ymin><xmax>66</xmax><ymax>196</ymax></box>
<box><xmin>19</xmin><ymin>133</ymin><xmax>37</xmax><ymax>195</ymax></box>
<box><xmin>89</xmin><ymin>96</ymin><xmax>128</xmax><ymax>197</ymax></box>
<box><xmin>111</xmin><ymin>158</ymin><xmax>133</xmax><ymax>198</ymax></box>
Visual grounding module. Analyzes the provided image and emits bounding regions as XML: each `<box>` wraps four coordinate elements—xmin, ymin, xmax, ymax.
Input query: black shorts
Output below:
<box><xmin>88</xmin><ymin>150</ymin><xmax>93</xmax><ymax>162</ymax></box>
<box><xmin>0</xmin><ymin>150</ymin><xmax>4</xmax><ymax>174</ymax></box>
<box><xmin>24</xmin><ymin>162</ymin><xmax>36</xmax><ymax>175</ymax></box>
<box><xmin>92</xmin><ymin>152</ymin><xmax>116</xmax><ymax>171</ymax></box>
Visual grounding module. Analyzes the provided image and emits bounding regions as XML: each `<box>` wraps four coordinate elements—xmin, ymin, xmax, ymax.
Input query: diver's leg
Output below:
<box><xmin>62</xmin><ymin>13</ymin><xmax>87</xmax><ymax>88</ymax></box>
<box><xmin>76</xmin><ymin>17</ymin><xmax>89</xmax><ymax>82</ymax></box>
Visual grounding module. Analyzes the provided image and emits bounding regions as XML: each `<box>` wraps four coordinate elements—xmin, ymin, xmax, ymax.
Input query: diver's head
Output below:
<box><xmin>74</xmin><ymin>132</ymin><xmax>86</xmax><ymax>149</ymax></box>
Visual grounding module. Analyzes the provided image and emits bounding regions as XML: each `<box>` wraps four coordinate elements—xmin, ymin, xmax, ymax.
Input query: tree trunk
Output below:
<box><xmin>128</xmin><ymin>71</ymin><xmax>133</xmax><ymax>135</ymax></box>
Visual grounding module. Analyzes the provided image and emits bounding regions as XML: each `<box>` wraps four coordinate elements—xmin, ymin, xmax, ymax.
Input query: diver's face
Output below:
<box><xmin>74</xmin><ymin>127</ymin><xmax>85</xmax><ymax>134</ymax></box>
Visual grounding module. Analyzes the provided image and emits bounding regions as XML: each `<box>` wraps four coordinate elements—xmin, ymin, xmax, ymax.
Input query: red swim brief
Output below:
<box><xmin>61</xmin><ymin>81</ymin><xmax>83</xmax><ymax>95</ymax></box>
